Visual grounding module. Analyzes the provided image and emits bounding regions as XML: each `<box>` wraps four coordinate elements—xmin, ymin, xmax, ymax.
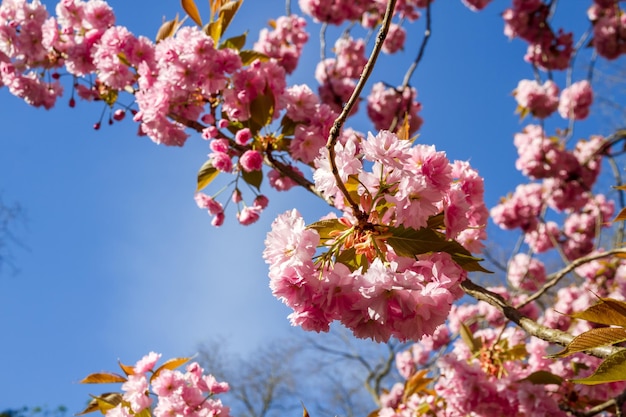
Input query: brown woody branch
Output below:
<box><xmin>326</xmin><ymin>0</ymin><xmax>398</xmax><ymax>220</ymax></box>
<box><xmin>461</xmin><ymin>279</ymin><xmax>624</xmax><ymax>359</ymax></box>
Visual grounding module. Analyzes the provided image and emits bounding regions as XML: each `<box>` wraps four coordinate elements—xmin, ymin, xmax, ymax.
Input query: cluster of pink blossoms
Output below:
<box><xmin>253</xmin><ymin>15</ymin><xmax>309</xmax><ymax>74</ymax></box>
<box><xmin>492</xmin><ymin>125</ymin><xmax>611</xmax><ymax>260</ymax></box>
<box><xmin>513</xmin><ymin>79</ymin><xmax>559</xmax><ymax>119</ymax></box>
<box><xmin>588</xmin><ymin>0</ymin><xmax>626</xmax><ymax>60</ymax></box>
<box><xmin>263</xmin><ymin>130</ymin><xmax>487</xmax><ymax>342</ymax></box>
<box><xmin>503</xmin><ymin>0</ymin><xmax>573</xmax><ymax>70</ymax></box>
<box><xmin>367</xmin><ymin>82</ymin><xmax>423</xmax><ymax>135</ymax></box>
<box><xmin>103</xmin><ymin>352</ymin><xmax>231</xmax><ymax>417</ymax></box>
<box><xmin>514</xmin><ymin>79</ymin><xmax>594</xmax><ymax>121</ymax></box>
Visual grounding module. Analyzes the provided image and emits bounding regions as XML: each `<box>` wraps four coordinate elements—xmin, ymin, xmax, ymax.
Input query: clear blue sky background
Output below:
<box><xmin>0</xmin><ymin>0</ymin><xmax>615</xmax><ymax>413</ymax></box>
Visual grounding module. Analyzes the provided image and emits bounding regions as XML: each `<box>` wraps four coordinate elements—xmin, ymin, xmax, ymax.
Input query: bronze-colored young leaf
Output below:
<box><xmin>459</xmin><ymin>321</ymin><xmax>481</xmax><ymax>353</ymax></box>
<box><xmin>551</xmin><ymin>327</ymin><xmax>626</xmax><ymax>358</ymax></box>
<box><xmin>239</xmin><ymin>50</ymin><xmax>270</xmax><ymax>66</ymax></box>
<box><xmin>519</xmin><ymin>370</ymin><xmax>564</xmax><ymax>385</ymax></box>
<box><xmin>571</xmin><ymin>297</ymin><xmax>626</xmax><ymax>327</ymax></box>
<box><xmin>210</xmin><ymin>0</ymin><xmax>223</xmax><ymax>21</ymax></box>
<box><xmin>150</xmin><ymin>357</ymin><xmax>191</xmax><ymax>383</ymax></box>
<box><xmin>402</xmin><ymin>369</ymin><xmax>433</xmax><ymax>402</ymax></box>
<box><xmin>397</xmin><ymin>113</ymin><xmax>410</xmax><ymax>140</ymax></box>
<box><xmin>614</xmin><ymin>184</ymin><xmax>626</xmax><ymax>191</ymax></box>
<box><xmin>197</xmin><ymin>160</ymin><xmax>219</xmax><ymax>192</ymax></box>
<box><xmin>614</xmin><ymin>207</ymin><xmax>626</xmax><ymax>222</ymax></box>
<box><xmin>181</xmin><ymin>0</ymin><xmax>202</xmax><ymax>26</ymax></box>
<box><xmin>118</xmin><ymin>360</ymin><xmax>135</xmax><ymax>376</ymax></box>
<box><xmin>571</xmin><ymin>349</ymin><xmax>626</xmax><ymax>385</ymax></box>
<box><xmin>307</xmin><ymin>218</ymin><xmax>347</xmax><ymax>240</ymax></box>
<box><xmin>217</xmin><ymin>0</ymin><xmax>242</xmax><ymax>36</ymax></box>
<box><xmin>155</xmin><ymin>15</ymin><xmax>181</xmax><ymax>42</ymax></box>
<box><xmin>302</xmin><ymin>406</ymin><xmax>310</xmax><ymax>417</ymax></box>
<box><xmin>242</xmin><ymin>168</ymin><xmax>263</xmax><ymax>191</ymax></box>
<box><xmin>80</xmin><ymin>372</ymin><xmax>127</xmax><ymax>384</ymax></box>
<box><xmin>76</xmin><ymin>393</ymin><xmax>123</xmax><ymax>416</ymax></box>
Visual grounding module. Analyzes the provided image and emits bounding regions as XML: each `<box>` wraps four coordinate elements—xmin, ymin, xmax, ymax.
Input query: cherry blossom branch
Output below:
<box><xmin>169</xmin><ymin>113</ymin><xmax>322</xmax><ymax>199</ymax></box>
<box><xmin>516</xmin><ymin>248</ymin><xmax>626</xmax><ymax>309</ymax></box>
<box><xmin>389</xmin><ymin>0</ymin><xmax>432</xmax><ymax>133</ymax></box>
<box><xmin>461</xmin><ymin>279</ymin><xmax>624</xmax><ymax>359</ymax></box>
<box><xmin>326</xmin><ymin>0</ymin><xmax>397</xmax><ymax>219</ymax></box>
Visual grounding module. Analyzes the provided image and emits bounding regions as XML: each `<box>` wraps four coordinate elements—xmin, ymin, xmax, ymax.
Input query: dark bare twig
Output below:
<box><xmin>326</xmin><ymin>0</ymin><xmax>398</xmax><ymax>219</ymax></box>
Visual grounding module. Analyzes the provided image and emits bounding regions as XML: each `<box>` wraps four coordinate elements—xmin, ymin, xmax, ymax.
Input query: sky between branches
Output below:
<box><xmin>0</xmin><ymin>0</ymin><xmax>620</xmax><ymax>413</ymax></box>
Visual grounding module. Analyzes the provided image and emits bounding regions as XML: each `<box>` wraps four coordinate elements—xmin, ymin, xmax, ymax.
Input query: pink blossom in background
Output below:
<box><xmin>254</xmin><ymin>15</ymin><xmax>309</xmax><ymax>74</ymax></box>
<box><xmin>382</xmin><ymin>23</ymin><xmax>406</xmax><ymax>54</ymax></box>
<box><xmin>513</xmin><ymin>79</ymin><xmax>559</xmax><ymax>119</ymax></box>
<box><xmin>367</xmin><ymin>82</ymin><xmax>423</xmax><ymax>134</ymax></box>
<box><xmin>558</xmin><ymin>80</ymin><xmax>594</xmax><ymax>120</ymax></box>
<box><xmin>462</xmin><ymin>0</ymin><xmax>494</xmax><ymax>12</ymax></box>
<box><xmin>507</xmin><ymin>253</ymin><xmax>546</xmax><ymax>291</ymax></box>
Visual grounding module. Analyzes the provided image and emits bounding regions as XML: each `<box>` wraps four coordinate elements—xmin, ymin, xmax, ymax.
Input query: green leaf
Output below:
<box><xmin>80</xmin><ymin>372</ymin><xmax>127</xmax><ymax>384</ymax></box>
<box><xmin>551</xmin><ymin>327</ymin><xmax>626</xmax><ymax>358</ymax></box>
<box><xmin>242</xmin><ymin>169</ymin><xmax>263</xmax><ymax>191</ymax></box>
<box><xmin>280</xmin><ymin>116</ymin><xmax>297</xmax><ymax>137</ymax></box>
<box><xmin>386</xmin><ymin>226</ymin><xmax>490</xmax><ymax>273</ymax></box>
<box><xmin>307</xmin><ymin>218</ymin><xmax>346</xmax><ymax>240</ymax></box>
<box><xmin>336</xmin><ymin>247</ymin><xmax>368</xmax><ymax>272</ymax></box>
<box><xmin>520</xmin><ymin>370</ymin><xmax>564</xmax><ymax>385</ymax></box>
<box><xmin>571</xmin><ymin>349</ymin><xmax>626</xmax><ymax>385</ymax></box>
<box><xmin>249</xmin><ymin>88</ymin><xmax>274</xmax><ymax>128</ymax></box>
<box><xmin>426</xmin><ymin>212</ymin><xmax>445</xmax><ymax>229</ymax></box>
<box><xmin>197</xmin><ymin>160</ymin><xmax>219</xmax><ymax>192</ymax></box>
<box><xmin>181</xmin><ymin>0</ymin><xmax>202</xmax><ymax>26</ymax></box>
<box><xmin>239</xmin><ymin>50</ymin><xmax>270</xmax><ymax>66</ymax></box>
<box><xmin>571</xmin><ymin>298</ymin><xmax>626</xmax><ymax>327</ymax></box>
<box><xmin>220</xmin><ymin>32</ymin><xmax>247</xmax><ymax>50</ymax></box>
<box><xmin>151</xmin><ymin>357</ymin><xmax>191</xmax><ymax>383</ymax></box>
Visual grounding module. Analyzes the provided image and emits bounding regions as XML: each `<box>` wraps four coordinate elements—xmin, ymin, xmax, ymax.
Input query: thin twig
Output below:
<box><xmin>388</xmin><ymin>1</ymin><xmax>432</xmax><ymax>132</ymax></box>
<box><xmin>326</xmin><ymin>0</ymin><xmax>398</xmax><ymax>219</ymax></box>
<box><xmin>516</xmin><ymin>248</ymin><xmax>626</xmax><ymax>308</ymax></box>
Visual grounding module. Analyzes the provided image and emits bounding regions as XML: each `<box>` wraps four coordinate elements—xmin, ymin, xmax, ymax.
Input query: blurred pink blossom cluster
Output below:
<box><xmin>588</xmin><ymin>0</ymin><xmax>626</xmax><ymax>60</ymax></box>
<box><xmin>503</xmin><ymin>0</ymin><xmax>573</xmax><ymax>70</ymax></box>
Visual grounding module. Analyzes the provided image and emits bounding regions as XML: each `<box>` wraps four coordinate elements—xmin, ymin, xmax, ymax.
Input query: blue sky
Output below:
<box><xmin>0</xmin><ymin>0</ymin><xmax>615</xmax><ymax>413</ymax></box>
